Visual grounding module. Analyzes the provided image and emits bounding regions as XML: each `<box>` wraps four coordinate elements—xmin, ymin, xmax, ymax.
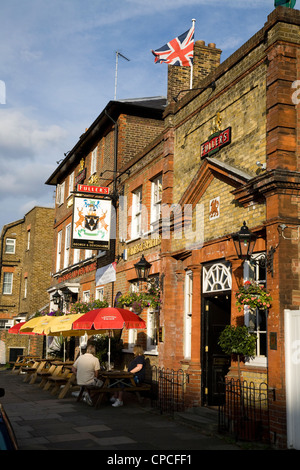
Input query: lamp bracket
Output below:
<box><xmin>250</xmin><ymin>247</ymin><xmax>276</xmax><ymax>276</ymax></box>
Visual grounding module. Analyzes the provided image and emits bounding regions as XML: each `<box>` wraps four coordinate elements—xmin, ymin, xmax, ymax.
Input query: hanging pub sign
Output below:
<box><xmin>75</xmin><ymin>168</ymin><xmax>86</xmax><ymax>185</ymax></box>
<box><xmin>71</xmin><ymin>195</ymin><xmax>112</xmax><ymax>250</ymax></box>
<box><xmin>200</xmin><ymin>127</ymin><xmax>232</xmax><ymax>159</ymax></box>
<box><xmin>75</xmin><ymin>158</ymin><xmax>86</xmax><ymax>184</ymax></box>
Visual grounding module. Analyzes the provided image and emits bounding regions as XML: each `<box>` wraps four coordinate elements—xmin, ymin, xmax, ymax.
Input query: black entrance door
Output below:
<box><xmin>202</xmin><ymin>294</ymin><xmax>231</xmax><ymax>406</ymax></box>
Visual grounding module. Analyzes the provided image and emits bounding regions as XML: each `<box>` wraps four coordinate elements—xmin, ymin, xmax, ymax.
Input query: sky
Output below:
<box><xmin>0</xmin><ymin>0</ymin><xmax>279</xmax><ymax>230</ymax></box>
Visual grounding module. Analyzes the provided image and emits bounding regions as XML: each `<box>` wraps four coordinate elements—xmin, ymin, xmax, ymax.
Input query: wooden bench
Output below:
<box><xmin>58</xmin><ymin>373</ymin><xmax>78</xmax><ymax>399</ymax></box>
<box><xmin>43</xmin><ymin>365</ymin><xmax>64</xmax><ymax>390</ymax></box>
<box><xmin>28</xmin><ymin>361</ymin><xmax>48</xmax><ymax>384</ymax></box>
<box><xmin>21</xmin><ymin>360</ymin><xmax>46</xmax><ymax>383</ymax></box>
<box><xmin>49</xmin><ymin>371</ymin><xmax>75</xmax><ymax>396</ymax></box>
<box><xmin>77</xmin><ymin>383</ymin><xmax>151</xmax><ymax>408</ymax></box>
<box><xmin>11</xmin><ymin>355</ymin><xmax>39</xmax><ymax>373</ymax></box>
<box><xmin>37</xmin><ymin>363</ymin><xmax>59</xmax><ymax>388</ymax></box>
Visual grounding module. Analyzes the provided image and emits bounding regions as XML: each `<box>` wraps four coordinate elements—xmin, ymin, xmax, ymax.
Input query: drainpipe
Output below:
<box><xmin>104</xmin><ymin>110</ymin><xmax>119</xmax><ymax>307</ymax></box>
<box><xmin>104</xmin><ymin>110</ymin><xmax>118</xmax><ymax>202</ymax></box>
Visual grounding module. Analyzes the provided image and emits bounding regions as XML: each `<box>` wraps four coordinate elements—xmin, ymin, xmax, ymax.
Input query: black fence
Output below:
<box><xmin>150</xmin><ymin>366</ymin><xmax>189</xmax><ymax>414</ymax></box>
<box><xmin>218</xmin><ymin>378</ymin><xmax>271</xmax><ymax>443</ymax></box>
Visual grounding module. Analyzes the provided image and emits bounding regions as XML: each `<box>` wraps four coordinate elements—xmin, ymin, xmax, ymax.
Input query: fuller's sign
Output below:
<box><xmin>77</xmin><ymin>184</ymin><xmax>109</xmax><ymax>195</ymax></box>
<box><xmin>201</xmin><ymin>127</ymin><xmax>231</xmax><ymax>159</ymax></box>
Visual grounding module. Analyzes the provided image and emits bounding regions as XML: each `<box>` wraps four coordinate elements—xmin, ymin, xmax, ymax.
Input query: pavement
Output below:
<box><xmin>0</xmin><ymin>368</ymin><xmax>245</xmax><ymax>457</ymax></box>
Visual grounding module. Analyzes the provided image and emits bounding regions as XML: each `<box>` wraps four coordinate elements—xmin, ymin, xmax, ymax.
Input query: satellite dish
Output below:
<box><xmin>275</xmin><ymin>0</ymin><xmax>296</xmax><ymax>8</ymax></box>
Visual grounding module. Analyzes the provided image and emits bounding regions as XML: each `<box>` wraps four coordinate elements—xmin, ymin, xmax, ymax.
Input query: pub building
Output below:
<box><xmin>45</xmin><ymin>96</ymin><xmax>166</xmax><ymax>349</ymax></box>
<box><xmin>152</xmin><ymin>6</ymin><xmax>300</xmax><ymax>448</ymax></box>
<box><xmin>44</xmin><ymin>6</ymin><xmax>300</xmax><ymax>448</ymax></box>
<box><xmin>112</xmin><ymin>125</ymin><xmax>165</xmax><ymax>365</ymax></box>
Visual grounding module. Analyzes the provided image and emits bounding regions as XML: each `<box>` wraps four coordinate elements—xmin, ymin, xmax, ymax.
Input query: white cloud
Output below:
<box><xmin>0</xmin><ymin>109</ymin><xmax>67</xmax><ymax>159</ymax></box>
<box><xmin>219</xmin><ymin>36</ymin><xmax>244</xmax><ymax>52</ymax></box>
<box><xmin>0</xmin><ymin>108</ymin><xmax>65</xmax><ymax>228</ymax></box>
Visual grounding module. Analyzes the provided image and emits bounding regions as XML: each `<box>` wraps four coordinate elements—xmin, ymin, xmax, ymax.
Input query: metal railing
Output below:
<box><xmin>218</xmin><ymin>378</ymin><xmax>270</xmax><ymax>443</ymax></box>
<box><xmin>150</xmin><ymin>366</ymin><xmax>189</xmax><ymax>414</ymax></box>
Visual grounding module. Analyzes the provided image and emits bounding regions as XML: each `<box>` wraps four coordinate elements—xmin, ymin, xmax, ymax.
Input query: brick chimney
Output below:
<box><xmin>167</xmin><ymin>40</ymin><xmax>222</xmax><ymax>103</ymax></box>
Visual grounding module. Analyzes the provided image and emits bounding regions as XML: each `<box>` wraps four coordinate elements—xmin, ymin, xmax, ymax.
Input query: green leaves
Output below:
<box><xmin>70</xmin><ymin>298</ymin><xmax>109</xmax><ymax>314</ymax></box>
<box><xmin>218</xmin><ymin>325</ymin><xmax>256</xmax><ymax>358</ymax></box>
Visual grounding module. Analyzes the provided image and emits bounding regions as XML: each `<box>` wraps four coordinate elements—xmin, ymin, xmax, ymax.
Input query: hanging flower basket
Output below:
<box><xmin>33</xmin><ymin>309</ymin><xmax>64</xmax><ymax>318</ymax></box>
<box><xmin>70</xmin><ymin>298</ymin><xmax>109</xmax><ymax>314</ymax></box>
<box><xmin>117</xmin><ymin>284</ymin><xmax>161</xmax><ymax>312</ymax></box>
<box><xmin>236</xmin><ymin>281</ymin><xmax>272</xmax><ymax>311</ymax></box>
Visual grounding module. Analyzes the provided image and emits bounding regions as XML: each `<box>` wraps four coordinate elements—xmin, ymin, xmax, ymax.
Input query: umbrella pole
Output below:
<box><xmin>108</xmin><ymin>331</ymin><xmax>111</xmax><ymax>370</ymax></box>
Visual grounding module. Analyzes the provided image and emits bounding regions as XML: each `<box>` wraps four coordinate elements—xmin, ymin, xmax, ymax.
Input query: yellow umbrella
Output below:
<box><xmin>20</xmin><ymin>315</ymin><xmax>56</xmax><ymax>334</ymax></box>
<box><xmin>43</xmin><ymin>314</ymin><xmax>85</xmax><ymax>337</ymax></box>
<box><xmin>42</xmin><ymin>314</ymin><xmax>88</xmax><ymax>361</ymax></box>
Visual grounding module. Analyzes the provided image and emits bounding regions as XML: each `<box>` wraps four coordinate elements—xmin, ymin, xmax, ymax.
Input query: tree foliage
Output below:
<box><xmin>218</xmin><ymin>325</ymin><xmax>256</xmax><ymax>358</ymax></box>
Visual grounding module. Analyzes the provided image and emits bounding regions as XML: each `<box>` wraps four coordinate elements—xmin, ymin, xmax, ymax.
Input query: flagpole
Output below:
<box><xmin>114</xmin><ymin>51</ymin><xmax>130</xmax><ymax>100</ymax></box>
<box><xmin>114</xmin><ymin>51</ymin><xmax>119</xmax><ymax>100</ymax></box>
<box><xmin>190</xmin><ymin>19</ymin><xmax>196</xmax><ymax>89</ymax></box>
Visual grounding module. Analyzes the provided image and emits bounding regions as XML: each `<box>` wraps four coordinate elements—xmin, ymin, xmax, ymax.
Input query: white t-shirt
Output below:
<box><xmin>73</xmin><ymin>353</ymin><xmax>100</xmax><ymax>385</ymax></box>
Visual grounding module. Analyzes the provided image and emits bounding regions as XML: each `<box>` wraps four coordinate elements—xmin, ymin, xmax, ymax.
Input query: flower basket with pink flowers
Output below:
<box><xmin>236</xmin><ymin>281</ymin><xmax>272</xmax><ymax>311</ymax></box>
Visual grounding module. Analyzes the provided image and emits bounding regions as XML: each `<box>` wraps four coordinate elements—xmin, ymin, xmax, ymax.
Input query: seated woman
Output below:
<box><xmin>111</xmin><ymin>344</ymin><xmax>145</xmax><ymax>407</ymax></box>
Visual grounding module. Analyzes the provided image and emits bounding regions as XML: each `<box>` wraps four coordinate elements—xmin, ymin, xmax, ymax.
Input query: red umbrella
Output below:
<box><xmin>73</xmin><ymin>307</ymin><xmax>146</xmax><ymax>331</ymax></box>
<box><xmin>8</xmin><ymin>321</ymin><xmax>44</xmax><ymax>355</ymax></box>
<box><xmin>8</xmin><ymin>322</ymin><xmax>44</xmax><ymax>335</ymax></box>
<box><xmin>73</xmin><ymin>308</ymin><xmax>146</xmax><ymax>369</ymax></box>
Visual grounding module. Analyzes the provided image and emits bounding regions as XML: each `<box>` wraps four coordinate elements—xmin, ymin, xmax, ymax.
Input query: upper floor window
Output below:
<box><xmin>150</xmin><ymin>175</ymin><xmax>162</xmax><ymax>228</ymax></box>
<box><xmin>56</xmin><ymin>182</ymin><xmax>65</xmax><ymax>206</ymax></box>
<box><xmin>24</xmin><ymin>276</ymin><xmax>28</xmax><ymax>299</ymax></box>
<box><xmin>91</xmin><ymin>147</ymin><xmax>97</xmax><ymax>175</ymax></box>
<box><xmin>2</xmin><ymin>272</ymin><xmax>13</xmax><ymax>294</ymax></box>
<box><xmin>56</xmin><ymin>230</ymin><xmax>62</xmax><ymax>272</ymax></box>
<box><xmin>27</xmin><ymin>229</ymin><xmax>30</xmax><ymax>251</ymax></box>
<box><xmin>68</xmin><ymin>172</ymin><xmax>74</xmax><ymax>198</ymax></box>
<box><xmin>5</xmin><ymin>238</ymin><xmax>15</xmax><ymax>254</ymax></box>
<box><xmin>64</xmin><ymin>224</ymin><xmax>71</xmax><ymax>268</ymax></box>
<box><xmin>73</xmin><ymin>248</ymin><xmax>80</xmax><ymax>265</ymax></box>
<box><xmin>131</xmin><ymin>186</ymin><xmax>142</xmax><ymax>239</ymax></box>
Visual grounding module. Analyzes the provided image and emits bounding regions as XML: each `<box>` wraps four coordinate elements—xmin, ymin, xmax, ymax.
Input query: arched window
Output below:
<box><xmin>203</xmin><ymin>263</ymin><xmax>232</xmax><ymax>293</ymax></box>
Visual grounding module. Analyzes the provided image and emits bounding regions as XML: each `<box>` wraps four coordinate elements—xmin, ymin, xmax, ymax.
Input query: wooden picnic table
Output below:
<box><xmin>22</xmin><ymin>358</ymin><xmax>61</xmax><ymax>384</ymax></box>
<box><xmin>42</xmin><ymin>362</ymin><xmax>75</xmax><ymax>393</ymax></box>
<box><xmin>77</xmin><ymin>370</ymin><xmax>151</xmax><ymax>408</ymax></box>
<box><xmin>20</xmin><ymin>359</ymin><xmax>46</xmax><ymax>383</ymax></box>
<box><xmin>10</xmin><ymin>355</ymin><xmax>40</xmax><ymax>372</ymax></box>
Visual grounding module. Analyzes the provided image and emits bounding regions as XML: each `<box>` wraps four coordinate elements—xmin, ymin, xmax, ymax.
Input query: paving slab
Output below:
<box><xmin>0</xmin><ymin>369</ymin><xmax>248</xmax><ymax>457</ymax></box>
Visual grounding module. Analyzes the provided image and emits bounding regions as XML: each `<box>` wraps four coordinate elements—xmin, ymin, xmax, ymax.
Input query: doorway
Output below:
<box><xmin>202</xmin><ymin>294</ymin><xmax>231</xmax><ymax>406</ymax></box>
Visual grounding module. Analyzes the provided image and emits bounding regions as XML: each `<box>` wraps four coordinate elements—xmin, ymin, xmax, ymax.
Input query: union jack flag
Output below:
<box><xmin>152</xmin><ymin>25</ymin><xmax>195</xmax><ymax>67</ymax></box>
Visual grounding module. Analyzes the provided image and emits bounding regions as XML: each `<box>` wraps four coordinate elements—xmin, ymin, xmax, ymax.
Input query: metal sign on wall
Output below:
<box><xmin>201</xmin><ymin>127</ymin><xmax>231</xmax><ymax>159</ymax></box>
<box><xmin>71</xmin><ymin>195</ymin><xmax>112</xmax><ymax>250</ymax></box>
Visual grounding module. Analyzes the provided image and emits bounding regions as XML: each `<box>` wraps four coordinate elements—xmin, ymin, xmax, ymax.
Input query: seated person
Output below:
<box><xmin>72</xmin><ymin>344</ymin><xmax>103</xmax><ymax>405</ymax></box>
<box><xmin>111</xmin><ymin>344</ymin><xmax>145</xmax><ymax>408</ymax></box>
